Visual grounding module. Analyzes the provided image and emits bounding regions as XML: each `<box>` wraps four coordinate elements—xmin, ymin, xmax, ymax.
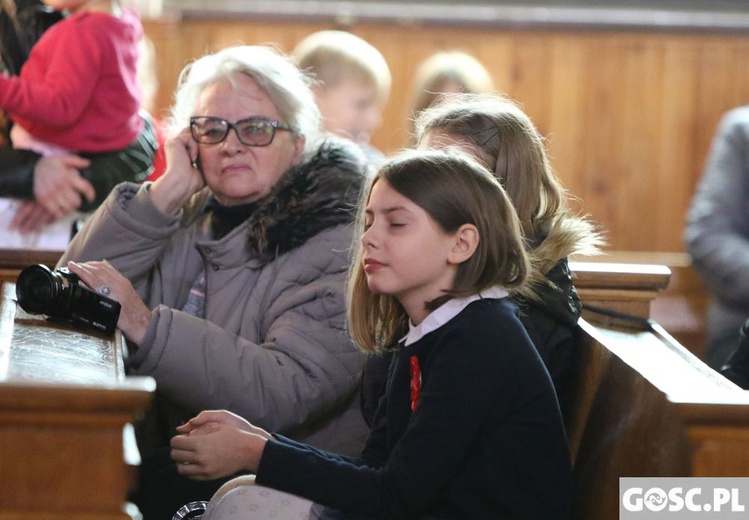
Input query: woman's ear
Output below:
<box><xmin>448</xmin><ymin>224</ymin><xmax>479</xmax><ymax>265</ymax></box>
<box><xmin>292</xmin><ymin>135</ymin><xmax>306</xmax><ymax>163</ymax></box>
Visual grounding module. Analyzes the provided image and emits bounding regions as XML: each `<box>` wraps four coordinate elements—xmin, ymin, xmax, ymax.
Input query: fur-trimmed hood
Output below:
<box><xmin>243</xmin><ymin>138</ymin><xmax>368</xmax><ymax>261</ymax></box>
<box><xmin>189</xmin><ymin>137</ymin><xmax>368</xmax><ymax>262</ymax></box>
<box><xmin>517</xmin><ymin>214</ymin><xmax>605</xmax><ymax>326</ymax></box>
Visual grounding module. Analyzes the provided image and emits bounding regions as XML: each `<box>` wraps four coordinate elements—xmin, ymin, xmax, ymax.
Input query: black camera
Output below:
<box><xmin>15</xmin><ymin>264</ymin><xmax>121</xmax><ymax>336</ymax></box>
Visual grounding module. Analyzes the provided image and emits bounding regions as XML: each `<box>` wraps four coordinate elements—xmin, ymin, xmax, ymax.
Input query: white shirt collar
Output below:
<box><xmin>401</xmin><ymin>287</ymin><xmax>509</xmax><ymax>347</ymax></box>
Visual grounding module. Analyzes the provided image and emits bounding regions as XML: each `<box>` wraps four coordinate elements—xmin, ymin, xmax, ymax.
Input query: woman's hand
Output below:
<box><xmin>171</xmin><ymin>410</ymin><xmax>271</xmax><ymax>480</ymax></box>
<box><xmin>66</xmin><ymin>260</ymin><xmax>152</xmax><ymax>345</ymax></box>
<box><xmin>149</xmin><ymin>127</ymin><xmax>206</xmax><ymax>215</ymax></box>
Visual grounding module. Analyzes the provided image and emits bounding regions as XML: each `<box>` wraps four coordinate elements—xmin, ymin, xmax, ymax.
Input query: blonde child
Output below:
<box><xmin>409</xmin><ymin>50</ymin><xmax>495</xmax><ymax>118</ymax></box>
<box><xmin>170</xmin><ymin>150</ymin><xmax>573</xmax><ymax>520</ymax></box>
<box><xmin>293</xmin><ymin>30</ymin><xmax>391</xmax><ymax>163</ymax></box>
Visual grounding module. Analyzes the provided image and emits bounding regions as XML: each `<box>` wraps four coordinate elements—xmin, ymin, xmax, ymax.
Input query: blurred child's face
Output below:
<box><xmin>314</xmin><ymin>78</ymin><xmax>383</xmax><ymax>144</ymax></box>
<box><xmin>361</xmin><ymin>179</ymin><xmax>459</xmax><ymax>325</ymax></box>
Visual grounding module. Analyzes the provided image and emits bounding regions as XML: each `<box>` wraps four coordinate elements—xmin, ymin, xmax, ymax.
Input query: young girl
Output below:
<box><xmin>361</xmin><ymin>93</ymin><xmax>602</xmax><ymax>426</ymax></box>
<box><xmin>170</xmin><ymin>150</ymin><xmax>573</xmax><ymax>520</ymax></box>
<box><xmin>0</xmin><ymin>0</ymin><xmax>154</xmax><ymax>248</ymax></box>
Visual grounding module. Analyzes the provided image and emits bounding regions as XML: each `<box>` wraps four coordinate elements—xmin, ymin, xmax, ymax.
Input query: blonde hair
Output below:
<box><xmin>293</xmin><ymin>30</ymin><xmax>392</xmax><ymax>103</ymax></box>
<box><xmin>414</xmin><ymin>92</ymin><xmax>603</xmax><ymax>286</ymax></box>
<box><xmin>348</xmin><ymin>149</ymin><xmax>529</xmax><ymax>353</ymax></box>
<box><xmin>410</xmin><ymin>51</ymin><xmax>495</xmax><ymax>118</ymax></box>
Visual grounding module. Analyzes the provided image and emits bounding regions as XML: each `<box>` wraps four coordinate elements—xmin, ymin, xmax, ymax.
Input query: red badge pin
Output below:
<box><xmin>410</xmin><ymin>355</ymin><xmax>421</xmax><ymax>411</ymax></box>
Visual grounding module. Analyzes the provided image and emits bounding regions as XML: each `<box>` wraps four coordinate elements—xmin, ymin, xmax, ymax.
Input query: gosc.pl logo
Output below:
<box><xmin>621</xmin><ymin>478</ymin><xmax>748</xmax><ymax>518</ymax></box>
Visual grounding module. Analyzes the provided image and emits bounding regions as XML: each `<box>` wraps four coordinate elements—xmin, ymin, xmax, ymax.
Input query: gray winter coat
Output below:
<box><xmin>685</xmin><ymin>106</ymin><xmax>749</xmax><ymax>368</ymax></box>
<box><xmin>59</xmin><ymin>139</ymin><xmax>370</xmax><ymax>456</ymax></box>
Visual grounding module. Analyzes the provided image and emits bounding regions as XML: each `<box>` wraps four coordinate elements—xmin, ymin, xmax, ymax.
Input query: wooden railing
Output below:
<box><xmin>0</xmin><ymin>248</ymin><xmax>63</xmax><ymax>285</ymax></box>
<box><xmin>0</xmin><ymin>282</ymin><xmax>154</xmax><ymax>519</ymax></box>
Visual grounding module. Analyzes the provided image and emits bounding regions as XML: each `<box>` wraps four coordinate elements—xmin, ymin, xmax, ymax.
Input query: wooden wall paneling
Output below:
<box><xmin>655</xmin><ymin>41</ymin><xmax>696</xmax><ymax>252</ymax></box>
<box><xmin>619</xmin><ymin>36</ymin><xmax>664</xmax><ymax>252</ymax></box>
<box><xmin>578</xmin><ymin>36</ymin><xmax>623</xmax><ymax>247</ymax></box>
<box><xmin>353</xmin><ymin>23</ymin><xmax>423</xmax><ymax>151</ymax></box>
<box><xmin>546</xmin><ymin>36</ymin><xmax>587</xmax><ymax>206</ymax></box>
<box><xmin>475</xmin><ymin>34</ymin><xmax>515</xmax><ymax>98</ymax></box>
<box><xmin>508</xmin><ymin>33</ymin><xmax>555</xmax><ymax>138</ymax></box>
<box><xmin>141</xmin><ymin>18</ymin><xmax>749</xmax><ymax>256</ymax></box>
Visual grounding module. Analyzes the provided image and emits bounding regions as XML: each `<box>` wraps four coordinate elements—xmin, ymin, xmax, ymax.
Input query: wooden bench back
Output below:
<box><xmin>568</xmin><ymin>262</ymin><xmax>749</xmax><ymax>519</ymax></box>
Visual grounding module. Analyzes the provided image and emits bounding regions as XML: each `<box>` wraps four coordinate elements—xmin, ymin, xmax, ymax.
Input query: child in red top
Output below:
<box><xmin>0</xmin><ymin>0</ymin><xmax>142</xmax><ymax>155</ymax></box>
<box><xmin>0</xmin><ymin>0</ymin><xmax>153</xmax><ymax>249</ymax></box>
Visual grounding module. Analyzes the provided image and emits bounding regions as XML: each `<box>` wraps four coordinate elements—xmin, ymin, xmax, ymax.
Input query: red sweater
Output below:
<box><xmin>0</xmin><ymin>8</ymin><xmax>143</xmax><ymax>153</ymax></box>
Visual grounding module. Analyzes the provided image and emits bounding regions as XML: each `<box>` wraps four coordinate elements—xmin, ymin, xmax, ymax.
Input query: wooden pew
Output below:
<box><xmin>568</xmin><ymin>261</ymin><xmax>749</xmax><ymax>520</ymax></box>
<box><xmin>572</xmin><ymin>251</ymin><xmax>710</xmax><ymax>359</ymax></box>
<box><xmin>0</xmin><ymin>281</ymin><xmax>155</xmax><ymax>519</ymax></box>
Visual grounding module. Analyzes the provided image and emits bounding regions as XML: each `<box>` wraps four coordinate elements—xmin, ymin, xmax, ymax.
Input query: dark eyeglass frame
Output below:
<box><xmin>189</xmin><ymin>116</ymin><xmax>295</xmax><ymax>147</ymax></box>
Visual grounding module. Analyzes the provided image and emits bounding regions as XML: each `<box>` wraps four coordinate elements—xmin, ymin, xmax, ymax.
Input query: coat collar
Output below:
<box><xmin>194</xmin><ymin>138</ymin><xmax>368</xmax><ymax>263</ymax></box>
<box><xmin>243</xmin><ymin>138</ymin><xmax>367</xmax><ymax>261</ymax></box>
<box><xmin>401</xmin><ymin>287</ymin><xmax>509</xmax><ymax>347</ymax></box>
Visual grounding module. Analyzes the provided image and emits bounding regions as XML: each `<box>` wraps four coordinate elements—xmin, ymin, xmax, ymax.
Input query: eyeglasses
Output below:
<box><xmin>189</xmin><ymin>116</ymin><xmax>295</xmax><ymax>147</ymax></box>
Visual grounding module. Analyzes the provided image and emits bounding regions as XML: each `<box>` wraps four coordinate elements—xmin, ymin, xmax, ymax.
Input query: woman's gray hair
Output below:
<box><xmin>168</xmin><ymin>45</ymin><xmax>322</xmax><ymax>154</ymax></box>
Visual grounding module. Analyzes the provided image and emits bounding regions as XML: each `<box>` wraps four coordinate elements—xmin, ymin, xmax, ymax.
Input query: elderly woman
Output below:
<box><xmin>57</xmin><ymin>45</ymin><xmax>369</xmax><ymax>517</ymax></box>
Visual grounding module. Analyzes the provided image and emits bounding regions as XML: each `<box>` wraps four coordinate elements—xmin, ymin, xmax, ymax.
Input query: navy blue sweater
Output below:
<box><xmin>257</xmin><ymin>298</ymin><xmax>572</xmax><ymax>519</ymax></box>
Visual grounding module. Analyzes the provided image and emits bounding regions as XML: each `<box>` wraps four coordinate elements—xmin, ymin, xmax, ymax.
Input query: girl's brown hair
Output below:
<box><xmin>348</xmin><ymin>149</ymin><xmax>529</xmax><ymax>353</ymax></box>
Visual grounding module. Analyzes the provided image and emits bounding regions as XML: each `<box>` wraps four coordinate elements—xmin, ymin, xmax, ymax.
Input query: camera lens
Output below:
<box><xmin>16</xmin><ymin>264</ymin><xmax>64</xmax><ymax>315</ymax></box>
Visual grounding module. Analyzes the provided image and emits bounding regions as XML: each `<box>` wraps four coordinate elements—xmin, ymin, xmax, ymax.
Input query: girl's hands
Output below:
<box><xmin>176</xmin><ymin>410</ymin><xmax>269</xmax><ymax>437</ymax></box>
<box><xmin>66</xmin><ymin>260</ymin><xmax>152</xmax><ymax>345</ymax></box>
<box><xmin>171</xmin><ymin>410</ymin><xmax>271</xmax><ymax>480</ymax></box>
<box><xmin>149</xmin><ymin>127</ymin><xmax>206</xmax><ymax>215</ymax></box>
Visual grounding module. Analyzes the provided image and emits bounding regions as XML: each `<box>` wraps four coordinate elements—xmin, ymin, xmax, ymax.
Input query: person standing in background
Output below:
<box><xmin>685</xmin><ymin>105</ymin><xmax>749</xmax><ymax>370</ymax></box>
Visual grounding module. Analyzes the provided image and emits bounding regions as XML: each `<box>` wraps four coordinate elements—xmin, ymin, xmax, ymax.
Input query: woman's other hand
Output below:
<box><xmin>66</xmin><ymin>260</ymin><xmax>152</xmax><ymax>345</ymax></box>
<box><xmin>149</xmin><ymin>127</ymin><xmax>206</xmax><ymax>215</ymax></box>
